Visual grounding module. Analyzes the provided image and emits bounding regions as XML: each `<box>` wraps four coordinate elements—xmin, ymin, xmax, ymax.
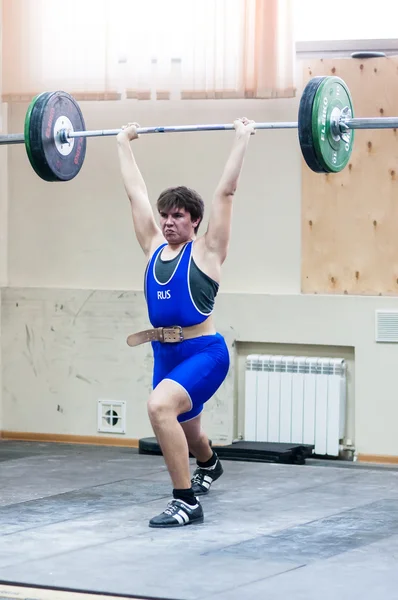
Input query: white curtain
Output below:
<box><xmin>2</xmin><ymin>0</ymin><xmax>295</xmax><ymax>101</ymax></box>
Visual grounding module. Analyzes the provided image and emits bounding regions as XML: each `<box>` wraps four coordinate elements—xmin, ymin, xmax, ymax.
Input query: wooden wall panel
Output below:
<box><xmin>301</xmin><ymin>56</ymin><xmax>398</xmax><ymax>295</ymax></box>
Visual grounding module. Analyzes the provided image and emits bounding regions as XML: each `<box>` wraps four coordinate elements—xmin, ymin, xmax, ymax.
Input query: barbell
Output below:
<box><xmin>0</xmin><ymin>75</ymin><xmax>397</xmax><ymax>182</ymax></box>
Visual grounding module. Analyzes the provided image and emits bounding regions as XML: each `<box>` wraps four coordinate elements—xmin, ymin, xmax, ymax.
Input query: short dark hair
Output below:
<box><xmin>156</xmin><ymin>186</ymin><xmax>204</xmax><ymax>234</ymax></box>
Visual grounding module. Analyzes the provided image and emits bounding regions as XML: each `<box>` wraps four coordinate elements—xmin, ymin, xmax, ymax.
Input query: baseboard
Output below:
<box><xmin>0</xmin><ymin>431</ymin><xmax>140</xmax><ymax>448</ymax></box>
<box><xmin>357</xmin><ymin>453</ymin><xmax>398</xmax><ymax>465</ymax></box>
<box><xmin>0</xmin><ymin>581</ymin><xmax>150</xmax><ymax>600</ymax></box>
<box><xmin>2</xmin><ymin>433</ymin><xmax>397</xmax><ymax>464</ymax></box>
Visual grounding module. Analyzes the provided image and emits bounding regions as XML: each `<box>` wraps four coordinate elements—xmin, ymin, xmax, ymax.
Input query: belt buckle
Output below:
<box><xmin>162</xmin><ymin>326</ymin><xmax>184</xmax><ymax>343</ymax></box>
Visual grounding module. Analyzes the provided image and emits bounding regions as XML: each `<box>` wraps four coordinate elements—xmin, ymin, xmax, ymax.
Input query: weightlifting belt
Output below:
<box><xmin>126</xmin><ymin>321</ymin><xmax>215</xmax><ymax>347</ymax></box>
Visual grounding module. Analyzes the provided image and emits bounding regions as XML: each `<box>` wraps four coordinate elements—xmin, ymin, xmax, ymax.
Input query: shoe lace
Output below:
<box><xmin>192</xmin><ymin>472</ymin><xmax>204</xmax><ymax>484</ymax></box>
<box><xmin>164</xmin><ymin>500</ymin><xmax>181</xmax><ymax>516</ymax></box>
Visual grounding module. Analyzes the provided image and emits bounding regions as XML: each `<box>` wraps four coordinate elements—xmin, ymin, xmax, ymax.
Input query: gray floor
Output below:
<box><xmin>1</xmin><ymin>441</ymin><xmax>398</xmax><ymax>600</ymax></box>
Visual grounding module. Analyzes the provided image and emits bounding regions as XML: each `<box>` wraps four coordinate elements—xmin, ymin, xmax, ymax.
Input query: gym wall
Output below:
<box><xmin>1</xmin><ymin>95</ymin><xmax>300</xmax><ymax>446</ymax></box>
<box><xmin>0</xmin><ymin>103</ymin><xmax>8</xmax><ymax>432</ymax></box>
<box><xmin>1</xmin><ymin>57</ymin><xmax>398</xmax><ymax>459</ymax></box>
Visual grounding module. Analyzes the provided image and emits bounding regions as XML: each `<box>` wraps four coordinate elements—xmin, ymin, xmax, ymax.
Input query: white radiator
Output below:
<box><xmin>244</xmin><ymin>355</ymin><xmax>347</xmax><ymax>457</ymax></box>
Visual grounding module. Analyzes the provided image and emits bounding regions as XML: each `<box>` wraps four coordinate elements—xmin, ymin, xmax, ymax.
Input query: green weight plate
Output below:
<box><xmin>298</xmin><ymin>77</ymin><xmax>329</xmax><ymax>173</ymax></box>
<box><xmin>24</xmin><ymin>93</ymin><xmax>49</xmax><ymax>179</ymax></box>
<box><xmin>298</xmin><ymin>76</ymin><xmax>354</xmax><ymax>173</ymax></box>
<box><xmin>25</xmin><ymin>91</ymin><xmax>86</xmax><ymax>182</ymax></box>
<box><xmin>311</xmin><ymin>76</ymin><xmax>354</xmax><ymax>173</ymax></box>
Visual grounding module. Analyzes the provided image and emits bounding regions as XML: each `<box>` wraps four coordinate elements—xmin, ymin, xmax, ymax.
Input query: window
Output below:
<box><xmin>2</xmin><ymin>0</ymin><xmax>295</xmax><ymax>100</ymax></box>
<box><xmin>294</xmin><ymin>0</ymin><xmax>398</xmax><ymax>42</ymax></box>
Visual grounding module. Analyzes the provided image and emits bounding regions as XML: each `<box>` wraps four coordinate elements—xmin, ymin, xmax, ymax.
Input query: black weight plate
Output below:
<box><xmin>28</xmin><ymin>92</ymin><xmax>66</xmax><ymax>181</ymax></box>
<box><xmin>351</xmin><ymin>51</ymin><xmax>386</xmax><ymax>58</ymax></box>
<box><xmin>26</xmin><ymin>91</ymin><xmax>86</xmax><ymax>182</ymax></box>
<box><xmin>298</xmin><ymin>76</ymin><xmax>329</xmax><ymax>174</ymax></box>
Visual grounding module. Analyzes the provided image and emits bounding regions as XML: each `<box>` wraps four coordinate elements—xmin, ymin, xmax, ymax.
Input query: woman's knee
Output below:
<box><xmin>147</xmin><ymin>380</ymin><xmax>191</xmax><ymax>424</ymax></box>
<box><xmin>147</xmin><ymin>393</ymin><xmax>171</xmax><ymax>425</ymax></box>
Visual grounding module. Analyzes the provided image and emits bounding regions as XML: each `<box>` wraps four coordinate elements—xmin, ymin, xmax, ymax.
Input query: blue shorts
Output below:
<box><xmin>152</xmin><ymin>332</ymin><xmax>230</xmax><ymax>423</ymax></box>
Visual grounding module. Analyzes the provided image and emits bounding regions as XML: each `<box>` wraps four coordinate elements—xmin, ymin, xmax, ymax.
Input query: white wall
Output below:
<box><xmin>3</xmin><ymin>289</ymin><xmax>398</xmax><ymax>456</ymax></box>
<box><xmin>6</xmin><ymin>97</ymin><xmax>301</xmax><ymax>293</ymax></box>
<box><xmin>0</xmin><ymin>102</ymin><xmax>8</xmax><ymax>432</ymax></box>
<box><xmin>2</xmin><ymin>71</ymin><xmax>398</xmax><ymax>457</ymax></box>
<box><xmin>1</xmin><ymin>289</ymin><xmax>235</xmax><ymax>443</ymax></box>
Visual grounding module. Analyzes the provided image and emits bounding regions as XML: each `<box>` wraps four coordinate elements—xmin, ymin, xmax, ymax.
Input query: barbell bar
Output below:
<box><xmin>0</xmin><ymin>134</ymin><xmax>25</xmax><ymax>144</ymax></box>
<box><xmin>63</xmin><ymin>117</ymin><xmax>398</xmax><ymax>138</ymax></box>
<box><xmin>1</xmin><ymin>75</ymin><xmax>398</xmax><ymax>181</ymax></box>
<box><xmin>62</xmin><ymin>122</ymin><xmax>300</xmax><ymax>140</ymax></box>
<box><xmin>1</xmin><ymin>114</ymin><xmax>396</xmax><ymax>146</ymax></box>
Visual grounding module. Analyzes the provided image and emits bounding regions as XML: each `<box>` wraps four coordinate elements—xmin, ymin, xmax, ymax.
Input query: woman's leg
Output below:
<box><xmin>147</xmin><ymin>378</ymin><xmax>192</xmax><ymax>489</ymax></box>
<box><xmin>180</xmin><ymin>414</ymin><xmax>213</xmax><ymax>463</ymax></box>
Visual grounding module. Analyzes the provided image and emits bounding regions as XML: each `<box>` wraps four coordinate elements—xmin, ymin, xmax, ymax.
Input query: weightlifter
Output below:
<box><xmin>117</xmin><ymin>117</ymin><xmax>255</xmax><ymax>528</ymax></box>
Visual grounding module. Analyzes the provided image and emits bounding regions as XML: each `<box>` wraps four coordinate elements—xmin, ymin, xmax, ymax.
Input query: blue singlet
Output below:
<box><xmin>145</xmin><ymin>241</ymin><xmax>230</xmax><ymax>423</ymax></box>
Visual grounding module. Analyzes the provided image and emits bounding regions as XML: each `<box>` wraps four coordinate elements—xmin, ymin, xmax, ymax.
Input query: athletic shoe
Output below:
<box><xmin>149</xmin><ymin>499</ymin><xmax>204</xmax><ymax>528</ymax></box>
<box><xmin>191</xmin><ymin>458</ymin><xmax>223</xmax><ymax>495</ymax></box>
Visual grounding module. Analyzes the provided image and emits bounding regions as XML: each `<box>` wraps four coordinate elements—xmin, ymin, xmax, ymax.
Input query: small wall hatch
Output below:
<box><xmin>98</xmin><ymin>400</ymin><xmax>126</xmax><ymax>434</ymax></box>
<box><xmin>375</xmin><ymin>310</ymin><xmax>398</xmax><ymax>343</ymax></box>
